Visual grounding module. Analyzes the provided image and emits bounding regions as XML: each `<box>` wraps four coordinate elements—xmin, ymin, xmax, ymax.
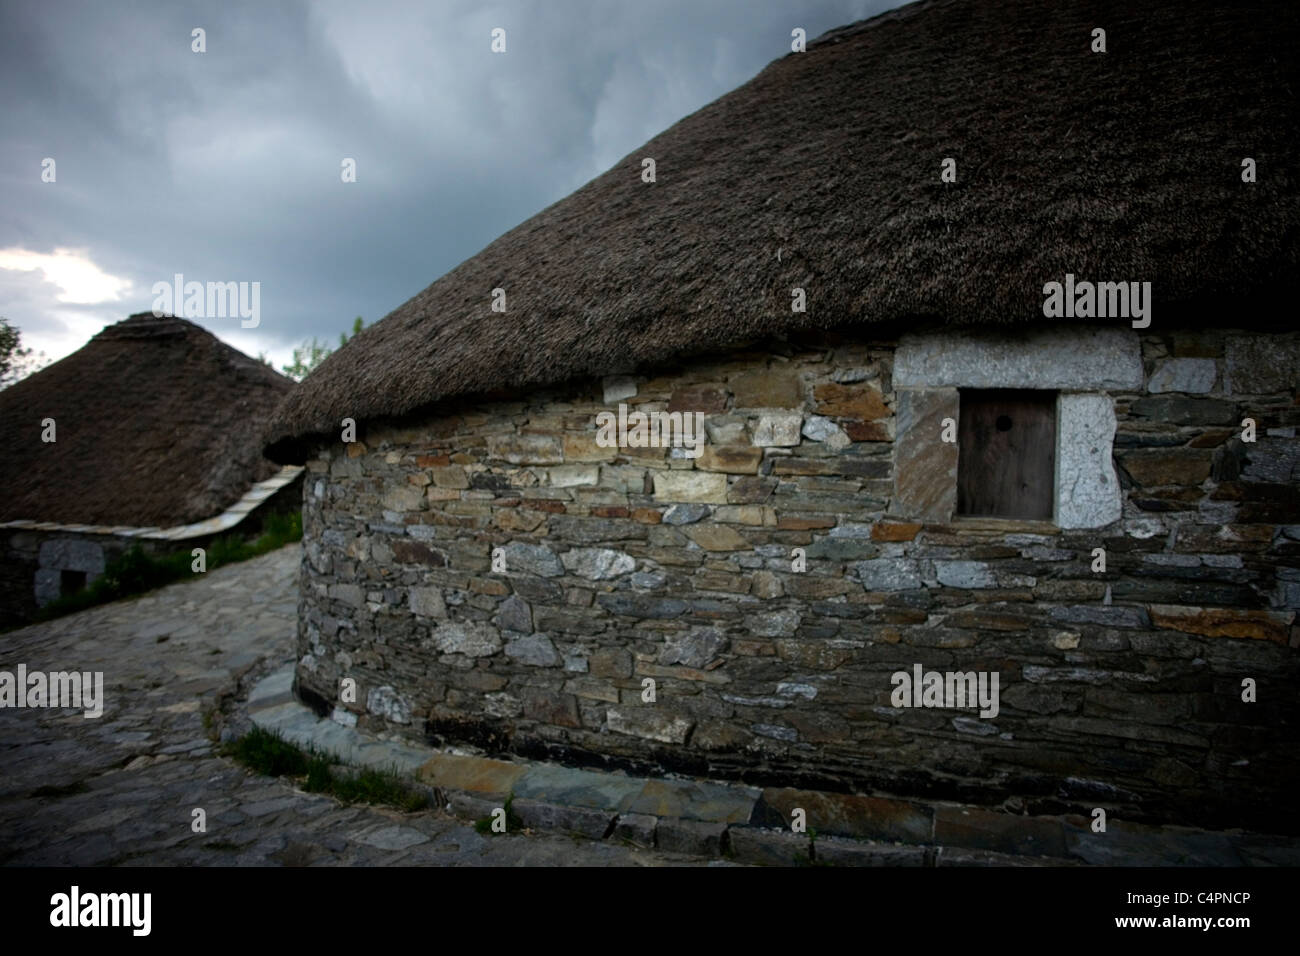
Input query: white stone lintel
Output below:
<box><xmin>894</xmin><ymin>325</ymin><xmax>1143</xmax><ymax>390</ymax></box>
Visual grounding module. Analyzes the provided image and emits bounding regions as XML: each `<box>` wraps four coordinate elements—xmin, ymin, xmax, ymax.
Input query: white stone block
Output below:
<box><xmin>894</xmin><ymin>326</ymin><xmax>1143</xmax><ymax>390</ymax></box>
<box><xmin>1056</xmin><ymin>393</ymin><xmax>1122</xmax><ymax>529</ymax></box>
<box><xmin>752</xmin><ymin>413</ymin><xmax>803</xmax><ymax>447</ymax></box>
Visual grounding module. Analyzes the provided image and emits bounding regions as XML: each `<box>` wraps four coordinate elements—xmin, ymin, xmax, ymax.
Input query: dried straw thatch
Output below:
<box><xmin>0</xmin><ymin>313</ymin><xmax>292</xmax><ymax>526</ymax></box>
<box><xmin>266</xmin><ymin>0</ymin><xmax>1299</xmax><ymax>462</ymax></box>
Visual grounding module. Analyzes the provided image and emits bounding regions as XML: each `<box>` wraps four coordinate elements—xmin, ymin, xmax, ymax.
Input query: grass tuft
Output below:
<box><xmin>475</xmin><ymin>792</ymin><xmax>523</xmax><ymax>835</ymax></box>
<box><xmin>224</xmin><ymin>726</ymin><xmax>428</xmax><ymax>812</ymax></box>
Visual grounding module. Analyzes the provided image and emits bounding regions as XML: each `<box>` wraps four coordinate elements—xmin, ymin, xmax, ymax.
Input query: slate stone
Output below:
<box><xmin>855</xmin><ymin>558</ymin><xmax>922</xmax><ymax>591</ymax></box>
<box><xmin>1147</xmin><ymin>358</ymin><xmax>1216</xmax><ymax>394</ymax></box>
<box><xmin>351</xmin><ymin>825</ymin><xmax>431</xmax><ymax>851</ymax></box>
<box><xmin>751</xmin><ymin>413</ymin><xmax>803</xmax><ymax>447</ymax></box>
<box><xmin>749</xmin><ymin>609</ymin><xmax>801</xmax><ymax>638</ymax></box>
<box><xmin>655</xmin><ymin>818</ymin><xmax>727</xmax><ymax>856</ymax></box>
<box><xmin>1129</xmin><ymin>396</ymin><xmax>1236</xmax><ymax>426</ymax></box>
<box><xmin>727</xmin><ymin>827</ymin><xmax>811</xmax><ymax>865</ymax></box>
<box><xmin>431</xmin><ymin>621</ymin><xmax>503</xmax><ymax>657</ymax></box>
<box><xmin>697</xmin><ymin>445</ymin><xmax>764</xmax><ymax>474</ymax></box>
<box><xmin>804</xmin><ymin>538</ymin><xmax>879</xmax><ymax>561</ymax></box>
<box><xmin>668</xmin><ymin>385</ymin><xmax>728</xmax><ymax>414</ymax></box>
<box><xmin>366</xmin><ymin>686</ymin><xmax>413</xmax><ymax>724</ymax></box>
<box><xmin>504</xmin><ymin>633</ymin><xmax>561</xmax><ymax>666</ymax></box>
<box><xmin>1048</xmin><ymin>605</ymin><xmax>1151</xmax><ymax>629</ymax></box>
<box><xmin>548</xmin><ymin>515</ymin><xmax>646</xmax><ymax>542</ymax></box>
<box><xmin>814</xmin><ymin>837</ymin><xmax>927</xmax><ymax>866</ymax></box>
<box><xmin>653</xmin><ymin>471</ymin><xmax>729</xmax><ymax>503</ymax></box>
<box><xmin>409</xmin><ymin>587</ymin><xmax>446</xmax><ymax>619</ymax></box>
<box><xmin>510</xmin><ymin>799</ymin><xmax>614</xmax><ymax>839</ymax></box>
<box><xmin>658</xmin><ymin>627</ymin><xmax>728</xmax><ymax>668</ymax></box>
<box><xmin>485</xmin><ymin>434</ymin><xmax>564</xmax><ymax>464</ymax></box>
<box><xmin>755</xmin><ymin>788</ymin><xmax>934</xmax><ymax>843</ymax></box>
<box><xmin>934</xmin><ymin>807</ymin><xmax>1067</xmax><ymax>857</ymax></box>
<box><xmin>730</xmin><ymin>368</ymin><xmax>802</xmax><ymax>409</ymax></box>
<box><xmin>1119</xmin><ymin>449</ymin><xmax>1213</xmax><ymax>486</ymax></box>
<box><xmin>501</xmin><ymin>541</ymin><xmax>564</xmax><ymax>577</ymax></box>
<box><xmin>596</xmin><ymin>594</ymin><xmax>688</xmax><ymax>618</ymax></box>
<box><xmin>1147</xmin><ymin>605</ymin><xmax>1292</xmax><ymax>644</ymax></box>
<box><xmin>892</xmin><ymin>388</ymin><xmax>958</xmax><ymax>521</ymax></box>
<box><xmin>812</xmin><ymin>384</ymin><xmax>888</xmax><ymax>420</ymax></box>
<box><xmin>392</xmin><ymin>539</ymin><xmax>446</xmax><ymax>567</ymax></box>
<box><xmin>607</xmin><ymin>708</ymin><xmax>694</xmax><ymax>744</ymax></box>
<box><xmin>495</xmin><ymin>594</ymin><xmax>533</xmax><ymax>633</ymax></box>
<box><xmin>935</xmin><ymin>561</ymin><xmax>996</xmax><ymax>589</ymax></box>
<box><xmin>613</xmin><ymin>813</ymin><xmax>658</xmax><ymax>847</ymax></box>
<box><xmin>663</xmin><ymin>503</ymin><xmax>711</xmax><ymax>525</ymax></box>
<box><xmin>521</xmin><ymin>688</ymin><xmax>580</xmax><ymax>727</ymax></box>
<box><xmin>561</xmin><ymin>547</ymin><xmax>636</xmax><ymax>579</ymax></box>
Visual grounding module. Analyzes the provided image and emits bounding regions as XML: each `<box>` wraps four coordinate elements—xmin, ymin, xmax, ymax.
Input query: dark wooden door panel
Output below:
<box><xmin>957</xmin><ymin>389</ymin><xmax>1056</xmax><ymax>519</ymax></box>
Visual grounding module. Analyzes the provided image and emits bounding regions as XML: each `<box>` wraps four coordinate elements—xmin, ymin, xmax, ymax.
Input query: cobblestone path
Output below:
<box><xmin>0</xmin><ymin>546</ymin><xmax>703</xmax><ymax>866</ymax></box>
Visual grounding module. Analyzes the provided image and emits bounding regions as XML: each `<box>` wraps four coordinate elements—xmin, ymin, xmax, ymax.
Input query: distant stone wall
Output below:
<box><xmin>2</xmin><ymin>531</ymin><xmax>126</xmax><ymax>629</ymax></box>
<box><xmin>294</xmin><ymin>326</ymin><xmax>1300</xmax><ymax>831</ymax></box>
<box><xmin>0</xmin><ymin>475</ymin><xmax>303</xmax><ymax>630</ymax></box>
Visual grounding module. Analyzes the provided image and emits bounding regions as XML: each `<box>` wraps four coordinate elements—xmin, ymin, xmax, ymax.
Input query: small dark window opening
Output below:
<box><xmin>957</xmin><ymin>389</ymin><xmax>1057</xmax><ymax>520</ymax></box>
<box><xmin>60</xmin><ymin>569</ymin><xmax>87</xmax><ymax>595</ymax></box>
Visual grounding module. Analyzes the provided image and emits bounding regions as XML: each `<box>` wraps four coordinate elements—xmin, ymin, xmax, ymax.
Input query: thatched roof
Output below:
<box><xmin>266</xmin><ymin>0</ymin><xmax>1300</xmax><ymax>462</ymax></box>
<box><xmin>0</xmin><ymin>313</ymin><xmax>292</xmax><ymax>527</ymax></box>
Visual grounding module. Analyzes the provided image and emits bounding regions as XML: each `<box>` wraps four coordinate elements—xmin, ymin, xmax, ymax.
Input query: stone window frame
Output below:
<box><xmin>891</xmin><ymin>326</ymin><xmax>1144</xmax><ymax>530</ymax></box>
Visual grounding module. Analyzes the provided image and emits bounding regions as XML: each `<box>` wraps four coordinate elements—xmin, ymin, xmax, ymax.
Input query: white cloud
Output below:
<box><xmin>0</xmin><ymin>247</ymin><xmax>133</xmax><ymax>305</ymax></box>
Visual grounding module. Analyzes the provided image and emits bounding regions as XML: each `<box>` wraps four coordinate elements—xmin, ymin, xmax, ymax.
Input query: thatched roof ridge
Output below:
<box><xmin>265</xmin><ymin>0</ymin><xmax>1300</xmax><ymax>461</ymax></box>
<box><xmin>0</xmin><ymin>312</ymin><xmax>293</xmax><ymax>526</ymax></box>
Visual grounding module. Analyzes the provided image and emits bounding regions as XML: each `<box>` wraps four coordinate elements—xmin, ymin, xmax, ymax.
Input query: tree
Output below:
<box><xmin>339</xmin><ymin>315</ymin><xmax>363</xmax><ymax>349</ymax></box>
<box><xmin>0</xmin><ymin>317</ymin><xmax>48</xmax><ymax>389</ymax></box>
<box><xmin>281</xmin><ymin>316</ymin><xmax>364</xmax><ymax>382</ymax></box>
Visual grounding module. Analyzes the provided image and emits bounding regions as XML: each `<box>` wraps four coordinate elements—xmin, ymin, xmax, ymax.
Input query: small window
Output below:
<box><xmin>957</xmin><ymin>389</ymin><xmax>1057</xmax><ymax>520</ymax></box>
<box><xmin>60</xmin><ymin>569</ymin><xmax>88</xmax><ymax>596</ymax></box>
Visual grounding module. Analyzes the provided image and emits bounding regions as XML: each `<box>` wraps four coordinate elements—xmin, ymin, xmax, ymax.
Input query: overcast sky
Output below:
<box><xmin>1</xmin><ymin>0</ymin><xmax>902</xmax><ymax>372</ymax></box>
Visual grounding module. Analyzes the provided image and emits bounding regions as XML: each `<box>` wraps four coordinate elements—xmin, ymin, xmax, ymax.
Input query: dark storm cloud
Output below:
<box><xmin>0</xmin><ymin>0</ymin><xmax>902</xmax><ymax>366</ymax></box>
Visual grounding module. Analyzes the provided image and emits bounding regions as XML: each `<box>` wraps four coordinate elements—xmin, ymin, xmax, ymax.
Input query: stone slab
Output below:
<box><xmin>1147</xmin><ymin>358</ymin><xmax>1216</xmax><ymax>394</ymax></box>
<box><xmin>934</xmin><ymin>847</ymin><xmax>1072</xmax><ymax>866</ymax></box>
<box><xmin>655</xmin><ymin>817</ymin><xmax>728</xmax><ymax>856</ymax></box>
<box><xmin>612</xmin><ymin>812</ymin><xmax>658</xmax><ymax>847</ymax></box>
<box><xmin>247</xmin><ymin>666</ymin><xmax>295</xmax><ymax>706</ymax></box>
<box><xmin>894</xmin><ymin>326</ymin><xmax>1143</xmax><ymax>390</ymax></box>
<box><xmin>892</xmin><ymin>388</ymin><xmax>958</xmax><ymax>521</ymax></box>
<box><xmin>511</xmin><ymin>763</ymin><xmax>646</xmax><ymax>811</ymax></box>
<box><xmin>510</xmin><ymin>798</ymin><xmax>614</xmax><ymax>840</ymax></box>
<box><xmin>727</xmin><ymin>827</ymin><xmax>811</xmax><ymax>866</ymax></box>
<box><xmin>416</xmin><ymin>753</ymin><xmax>527</xmax><ymax>794</ymax></box>
<box><xmin>934</xmin><ymin>806</ymin><xmax>1068</xmax><ymax>858</ymax></box>
<box><xmin>814</xmin><ymin>836</ymin><xmax>928</xmax><ymax>867</ymax></box>
<box><xmin>756</xmin><ymin>788</ymin><xmax>934</xmax><ymax>843</ymax></box>
<box><xmin>1057</xmin><ymin>393</ymin><xmax>1122</xmax><ymax>529</ymax></box>
<box><xmin>1063</xmin><ymin>822</ymin><xmax>1243</xmax><ymax>866</ymax></box>
<box><xmin>627</xmin><ymin>777</ymin><xmax>760</xmax><ymax>824</ymax></box>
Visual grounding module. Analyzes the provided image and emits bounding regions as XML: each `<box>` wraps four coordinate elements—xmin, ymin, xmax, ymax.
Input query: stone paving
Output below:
<box><xmin>0</xmin><ymin>546</ymin><xmax>706</xmax><ymax>866</ymax></box>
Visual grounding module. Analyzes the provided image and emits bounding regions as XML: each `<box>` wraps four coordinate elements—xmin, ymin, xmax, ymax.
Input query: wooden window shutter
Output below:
<box><xmin>957</xmin><ymin>389</ymin><xmax>1057</xmax><ymax>520</ymax></box>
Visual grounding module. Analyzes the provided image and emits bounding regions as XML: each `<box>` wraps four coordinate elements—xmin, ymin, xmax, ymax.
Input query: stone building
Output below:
<box><xmin>0</xmin><ymin>312</ymin><xmax>302</xmax><ymax>627</ymax></box>
<box><xmin>265</xmin><ymin>0</ymin><xmax>1299</xmax><ymax>833</ymax></box>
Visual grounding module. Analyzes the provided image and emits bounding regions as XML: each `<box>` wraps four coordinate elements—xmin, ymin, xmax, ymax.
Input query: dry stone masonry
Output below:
<box><xmin>294</xmin><ymin>326</ymin><xmax>1300</xmax><ymax>833</ymax></box>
